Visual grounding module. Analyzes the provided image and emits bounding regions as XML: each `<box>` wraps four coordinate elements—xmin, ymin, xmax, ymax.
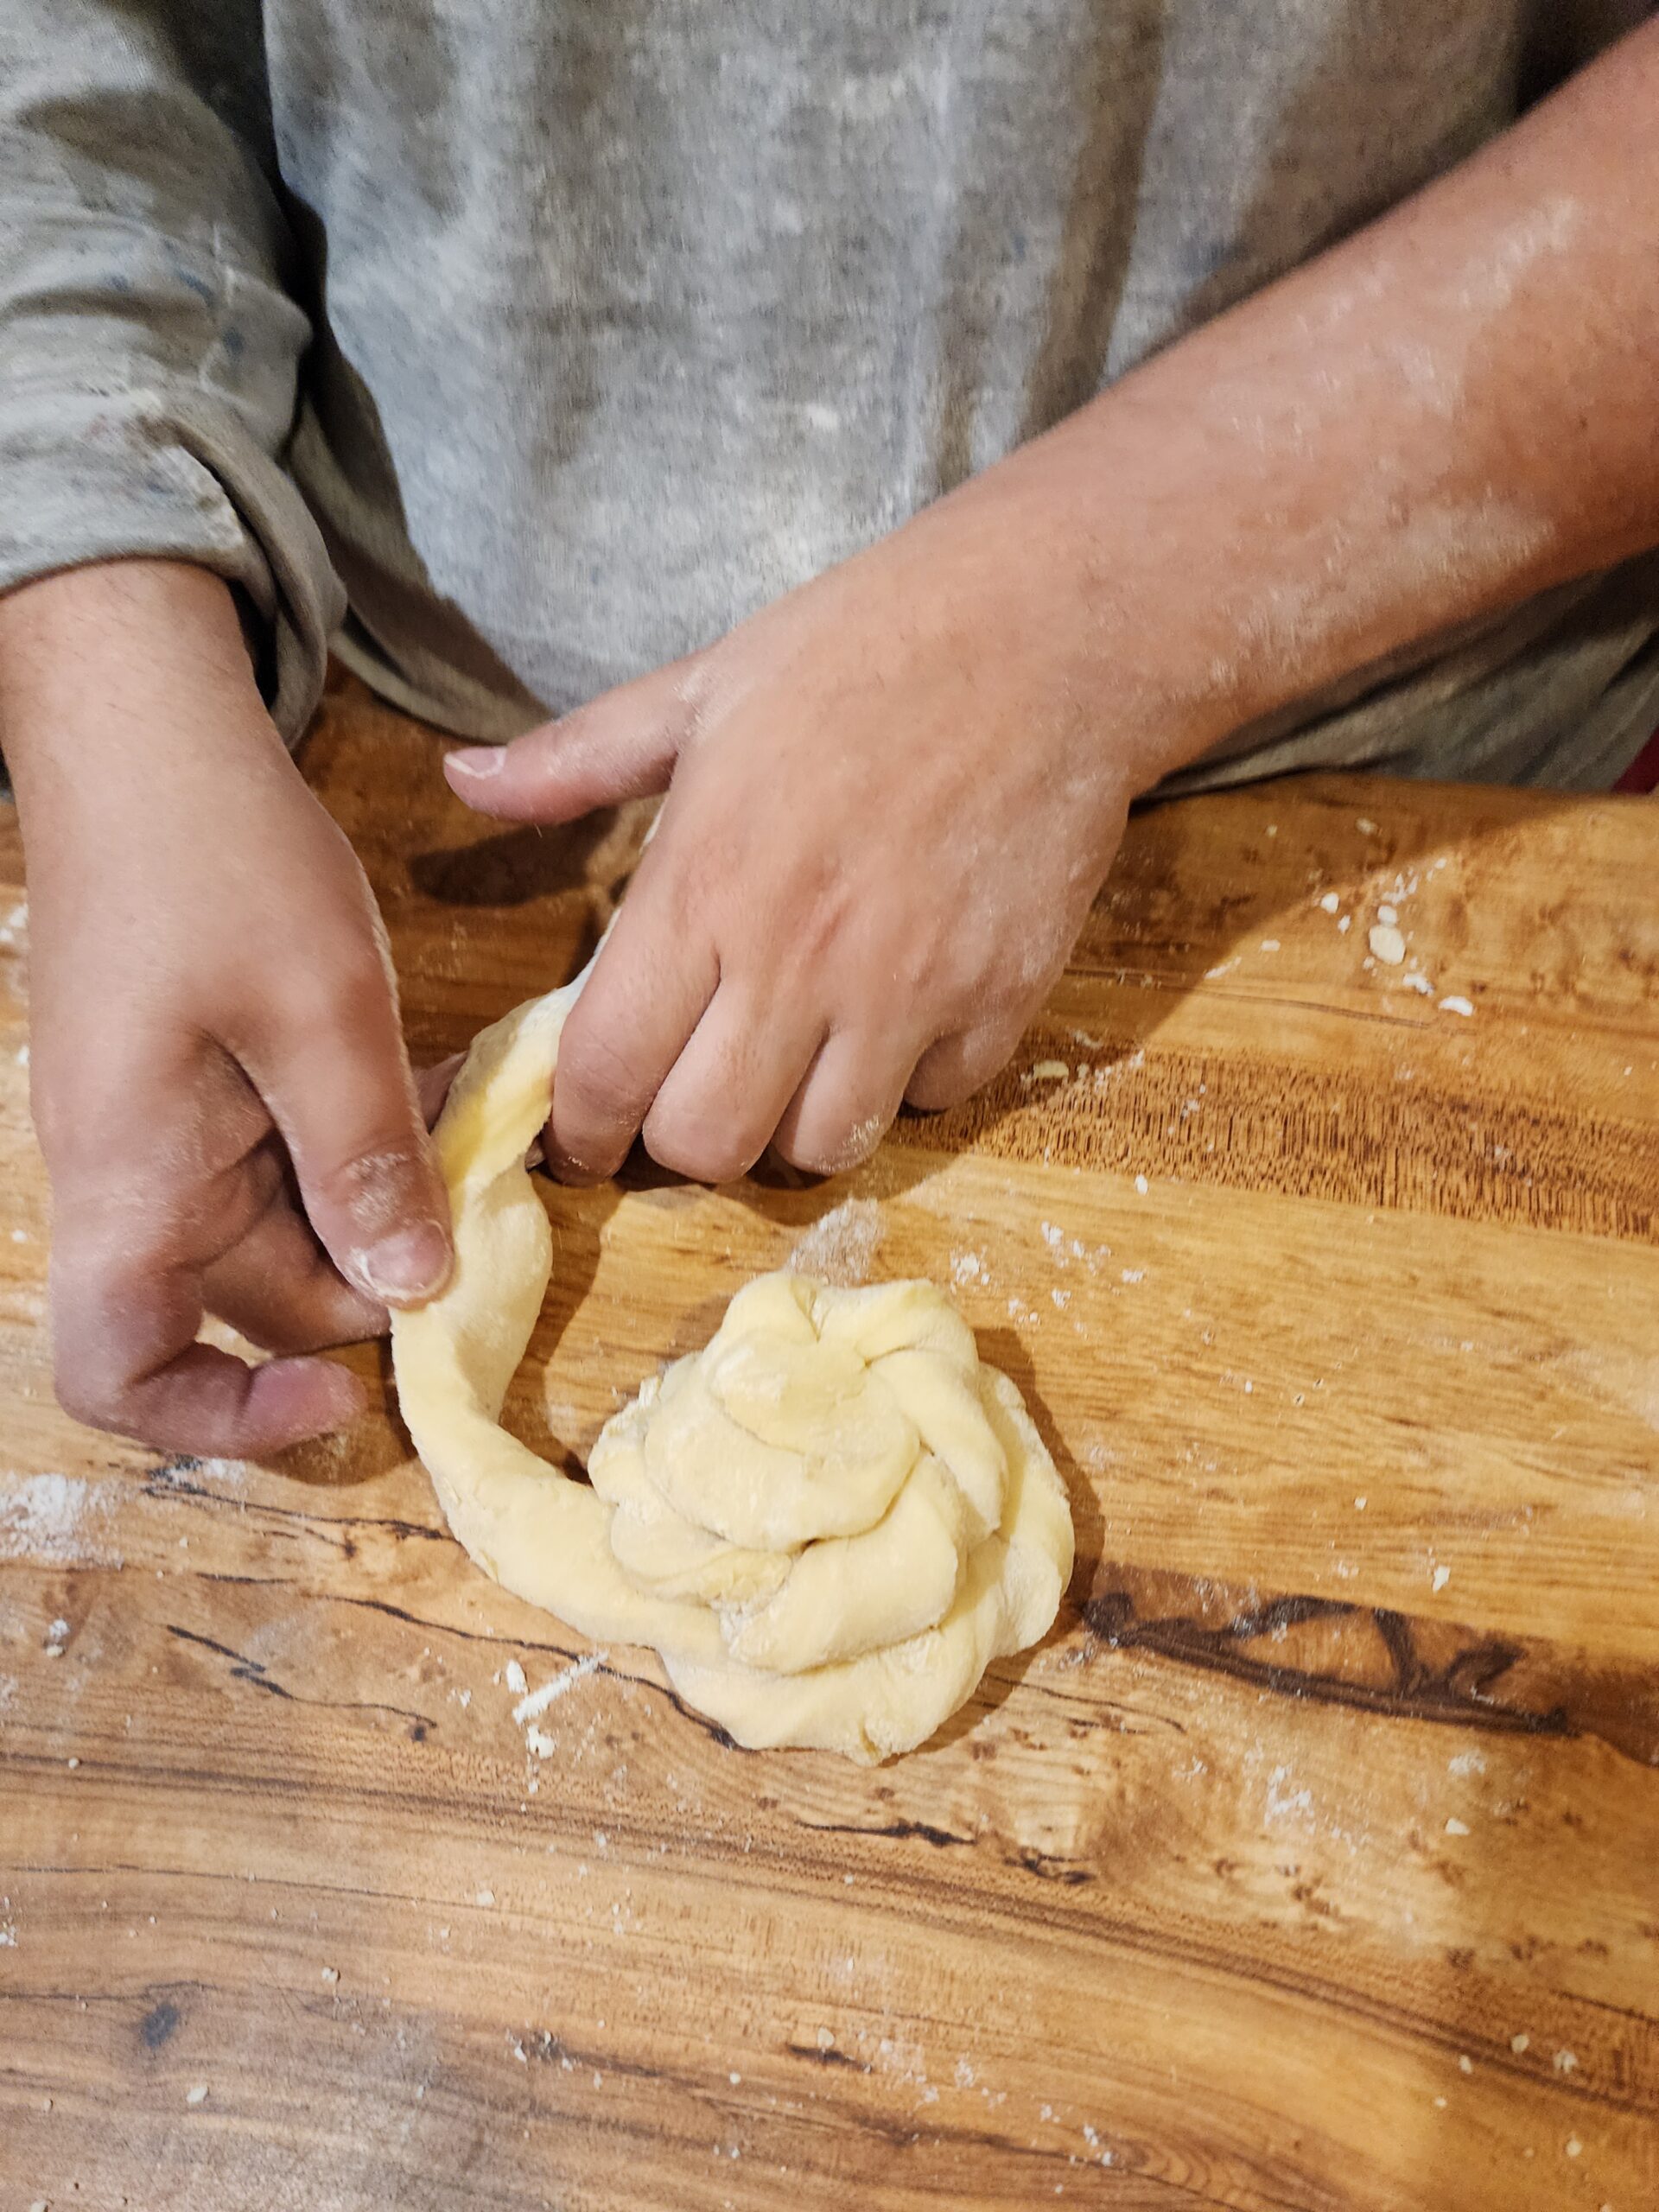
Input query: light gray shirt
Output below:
<box><xmin>3</xmin><ymin>0</ymin><xmax>1656</xmax><ymax>791</ymax></box>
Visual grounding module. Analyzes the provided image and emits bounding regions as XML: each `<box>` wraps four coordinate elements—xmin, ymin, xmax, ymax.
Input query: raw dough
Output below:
<box><xmin>390</xmin><ymin>979</ymin><xmax>1073</xmax><ymax>1762</ymax></box>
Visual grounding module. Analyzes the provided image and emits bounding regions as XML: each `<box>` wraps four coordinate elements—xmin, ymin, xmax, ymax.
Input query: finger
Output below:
<box><xmin>906</xmin><ymin>1015</ymin><xmax>1029</xmax><ymax>1113</ymax></box>
<box><xmin>249</xmin><ymin>941</ymin><xmax>454</xmax><ymax>1307</ymax></box>
<box><xmin>201</xmin><ymin>1178</ymin><xmax>386</xmax><ymax>1355</ymax></box>
<box><xmin>641</xmin><ymin>982</ymin><xmax>823</xmax><ymax>1184</ymax></box>
<box><xmin>546</xmin><ymin>881</ymin><xmax>718</xmax><ymax>1181</ymax></box>
<box><xmin>51</xmin><ymin>1230</ymin><xmax>364</xmax><ymax>1454</ymax></box>
<box><xmin>443</xmin><ymin>656</ymin><xmax>703</xmax><ymax>823</ymax></box>
<box><xmin>772</xmin><ymin>1029</ymin><xmax>917</xmax><ymax>1175</ymax></box>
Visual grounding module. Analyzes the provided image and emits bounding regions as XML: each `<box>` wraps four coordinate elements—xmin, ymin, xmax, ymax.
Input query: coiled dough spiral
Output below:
<box><xmin>391</xmin><ymin>978</ymin><xmax>1073</xmax><ymax>1762</ymax></box>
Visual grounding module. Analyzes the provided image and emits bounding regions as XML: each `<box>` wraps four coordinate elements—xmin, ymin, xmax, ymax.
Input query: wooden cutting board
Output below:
<box><xmin>2</xmin><ymin>671</ymin><xmax>1656</xmax><ymax>2212</ymax></box>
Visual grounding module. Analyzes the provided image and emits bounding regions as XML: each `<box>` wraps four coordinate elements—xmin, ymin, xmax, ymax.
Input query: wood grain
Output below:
<box><xmin>1</xmin><ymin>671</ymin><xmax>1655</xmax><ymax>2212</ymax></box>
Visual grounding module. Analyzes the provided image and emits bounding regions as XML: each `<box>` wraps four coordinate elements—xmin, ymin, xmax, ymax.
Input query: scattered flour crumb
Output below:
<box><xmin>1369</xmin><ymin>924</ymin><xmax>1406</xmax><ymax>966</ymax></box>
<box><xmin>1120</xmin><ymin>1268</ymin><xmax>1144</xmax><ymax>1285</ymax></box>
<box><xmin>1031</xmin><ymin>1060</ymin><xmax>1069</xmax><ymax>1082</ymax></box>
<box><xmin>1134</xmin><ymin>1174</ymin><xmax>1149</xmax><ymax>1196</ymax></box>
<box><xmin>1319</xmin><ymin>892</ymin><xmax>1340</xmax><ymax>913</ymax></box>
<box><xmin>1511</xmin><ymin>2033</ymin><xmax>1530</xmax><ymax>2054</ymax></box>
<box><xmin>186</xmin><ymin>2085</ymin><xmax>208</xmax><ymax>2106</ymax></box>
<box><xmin>787</xmin><ymin>1198</ymin><xmax>883</xmax><ymax>1287</ymax></box>
<box><xmin>513</xmin><ymin>1649</ymin><xmax>608</xmax><ymax>1725</ymax></box>
<box><xmin>1337</xmin><ymin>915</ymin><xmax>1351</xmax><ymax>933</ymax></box>
<box><xmin>1554</xmin><ymin>2050</ymin><xmax>1578</xmax><ymax>2075</ymax></box>
<box><xmin>1377</xmin><ymin>904</ymin><xmax>1398</xmax><ymax>926</ymax></box>
<box><xmin>474</xmin><ymin>1888</ymin><xmax>496</xmax><ymax>1908</ymax></box>
<box><xmin>503</xmin><ymin>1659</ymin><xmax>528</xmax><ymax>1696</ymax></box>
<box><xmin>1357</xmin><ymin>817</ymin><xmax>1378</xmax><ymax>836</ymax></box>
<box><xmin>1432</xmin><ymin>1565</ymin><xmax>1452</xmax><ymax>1592</ymax></box>
<box><xmin>1445</xmin><ymin>1817</ymin><xmax>1471</xmax><ymax>1837</ymax></box>
<box><xmin>1259</xmin><ymin>938</ymin><xmax>1281</xmax><ymax>952</ymax></box>
<box><xmin>1439</xmin><ymin>995</ymin><xmax>1474</xmax><ymax>1017</ymax></box>
<box><xmin>1404</xmin><ymin>973</ymin><xmax>1434</xmax><ymax>995</ymax></box>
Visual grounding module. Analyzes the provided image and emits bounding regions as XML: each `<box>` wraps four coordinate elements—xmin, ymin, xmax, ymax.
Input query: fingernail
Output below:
<box><xmin>359</xmin><ymin>1221</ymin><xmax>453</xmax><ymax>1300</ymax></box>
<box><xmin>446</xmin><ymin>746</ymin><xmax>505</xmax><ymax>779</ymax></box>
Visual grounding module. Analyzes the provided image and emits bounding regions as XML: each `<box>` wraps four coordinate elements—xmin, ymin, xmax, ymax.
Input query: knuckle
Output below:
<box><xmin>643</xmin><ymin>1104</ymin><xmax>757</xmax><ymax>1186</ymax></box>
<box><xmin>558</xmin><ymin>1023</ymin><xmax>652</xmax><ymax>1131</ymax></box>
<box><xmin>310</xmin><ymin>945</ymin><xmax>395</xmax><ymax>1033</ymax></box>
<box><xmin>51</xmin><ymin>1351</ymin><xmax>121</xmax><ymax>1434</ymax></box>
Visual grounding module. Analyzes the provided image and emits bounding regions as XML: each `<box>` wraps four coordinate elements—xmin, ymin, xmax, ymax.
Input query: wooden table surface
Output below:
<box><xmin>2</xmin><ymin>672</ymin><xmax>1656</xmax><ymax>2212</ymax></box>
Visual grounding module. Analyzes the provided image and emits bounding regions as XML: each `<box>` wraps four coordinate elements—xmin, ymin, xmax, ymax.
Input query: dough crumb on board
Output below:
<box><xmin>512</xmin><ymin>1649</ymin><xmax>609</xmax><ymax>1726</ymax></box>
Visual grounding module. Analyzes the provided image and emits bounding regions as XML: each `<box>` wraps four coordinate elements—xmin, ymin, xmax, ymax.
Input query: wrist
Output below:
<box><xmin>912</xmin><ymin>405</ymin><xmax>1266</xmax><ymax>803</ymax></box>
<box><xmin>1</xmin><ymin>561</ymin><xmax>275</xmax><ymax>815</ymax></box>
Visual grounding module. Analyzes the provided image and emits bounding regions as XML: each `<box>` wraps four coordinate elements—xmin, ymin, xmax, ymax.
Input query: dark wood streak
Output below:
<box><xmin>165</xmin><ymin>1624</ymin><xmax>436</xmax><ymax>1731</ymax></box>
<box><xmin>146</xmin><ymin>1468</ymin><xmax>448</xmax><ymax>1547</ymax></box>
<box><xmin>1081</xmin><ymin>1585</ymin><xmax>1575</xmax><ymax>1744</ymax></box>
<box><xmin>802</xmin><ymin>1819</ymin><xmax>976</xmax><ymax>1852</ymax></box>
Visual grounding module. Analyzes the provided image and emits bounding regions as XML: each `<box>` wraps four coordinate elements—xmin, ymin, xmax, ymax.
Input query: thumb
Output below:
<box><xmin>443</xmin><ymin>654</ymin><xmax>704</xmax><ymax>822</ymax></box>
<box><xmin>250</xmin><ymin>952</ymin><xmax>454</xmax><ymax>1308</ymax></box>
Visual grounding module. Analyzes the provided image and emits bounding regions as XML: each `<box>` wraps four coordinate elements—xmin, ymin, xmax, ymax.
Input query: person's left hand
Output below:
<box><xmin>444</xmin><ymin>479</ymin><xmax>1166</xmax><ymax>1184</ymax></box>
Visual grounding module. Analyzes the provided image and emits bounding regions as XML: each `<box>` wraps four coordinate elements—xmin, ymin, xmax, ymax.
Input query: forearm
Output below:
<box><xmin>963</xmin><ymin>17</ymin><xmax>1659</xmax><ymax>789</ymax></box>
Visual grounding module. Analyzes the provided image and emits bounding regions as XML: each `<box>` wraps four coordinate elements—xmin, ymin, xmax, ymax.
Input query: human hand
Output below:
<box><xmin>445</xmin><ymin>469</ymin><xmax>1175</xmax><ymax>1182</ymax></box>
<box><xmin>2</xmin><ymin>562</ymin><xmax>453</xmax><ymax>1453</ymax></box>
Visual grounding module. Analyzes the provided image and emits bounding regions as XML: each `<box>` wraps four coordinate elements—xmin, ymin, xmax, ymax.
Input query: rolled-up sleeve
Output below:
<box><xmin>0</xmin><ymin>0</ymin><xmax>344</xmax><ymax>738</ymax></box>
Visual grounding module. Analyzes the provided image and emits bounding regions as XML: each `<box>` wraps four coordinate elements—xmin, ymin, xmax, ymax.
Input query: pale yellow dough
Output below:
<box><xmin>390</xmin><ymin>979</ymin><xmax>1074</xmax><ymax>1762</ymax></box>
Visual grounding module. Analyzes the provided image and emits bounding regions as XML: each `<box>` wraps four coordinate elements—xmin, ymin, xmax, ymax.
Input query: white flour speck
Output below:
<box><xmin>0</xmin><ymin>1474</ymin><xmax>122</xmax><ymax>1567</ymax></box>
<box><xmin>787</xmin><ymin>1198</ymin><xmax>883</xmax><ymax>1287</ymax></box>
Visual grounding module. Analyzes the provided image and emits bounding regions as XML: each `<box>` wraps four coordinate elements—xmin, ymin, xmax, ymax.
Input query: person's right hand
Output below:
<box><xmin>0</xmin><ymin>561</ymin><xmax>453</xmax><ymax>1455</ymax></box>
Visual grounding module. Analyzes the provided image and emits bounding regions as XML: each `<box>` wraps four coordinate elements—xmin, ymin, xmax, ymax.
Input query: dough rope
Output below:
<box><xmin>391</xmin><ymin>979</ymin><xmax>1074</xmax><ymax>1762</ymax></box>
